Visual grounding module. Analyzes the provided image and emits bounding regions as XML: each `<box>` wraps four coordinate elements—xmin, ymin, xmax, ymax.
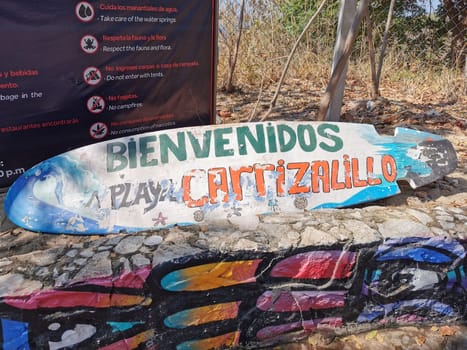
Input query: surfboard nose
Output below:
<box><xmin>3</xmin><ymin>172</ymin><xmax>30</xmax><ymax>227</ymax></box>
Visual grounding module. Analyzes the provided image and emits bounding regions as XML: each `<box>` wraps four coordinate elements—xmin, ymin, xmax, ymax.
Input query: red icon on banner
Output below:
<box><xmin>83</xmin><ymin>67</ymin><xmax>102</xmax><ymax>86</ymax></box>
<box><xmin>89</xmin><ymin>122</ymin><xmax>108</xmax><ymax>139</ymax></box>
<box><xmin>86</xmin><ymin>96</ymin><xmax>106</xmax><ymax>114</ymax></box>
<box><xmin>75</xmin><ymin>2</ymin><xmax>95</xmax><ymax>22</ymax></box>
<box><xmin>81</xmin><ymin>35</ymin><xmax>99</xmax><ymax>54</ymax></box>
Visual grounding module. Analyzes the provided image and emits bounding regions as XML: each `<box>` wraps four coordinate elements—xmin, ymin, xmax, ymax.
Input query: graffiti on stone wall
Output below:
<box><xmin>1</xmin><ymin>236</ymin><xmax>466</xmax><ymax>349</ymax></box>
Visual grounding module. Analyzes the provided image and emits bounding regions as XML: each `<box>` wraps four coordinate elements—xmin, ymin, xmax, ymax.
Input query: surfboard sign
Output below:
<box><xmin>4</xmin><ymin>122</ymin><xmax>457</xmax><ymax>234</ymax></box>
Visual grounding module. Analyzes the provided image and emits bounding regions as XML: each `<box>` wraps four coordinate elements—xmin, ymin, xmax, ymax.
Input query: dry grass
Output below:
<box><xmin>217</xmin><ymin>4</ymin><xmax>465</xmax><ymax>118</ymax></box>
<box><xmin>218</xmin><ymin>41</ymin><xmax>465</xmax><ymax>104</ymax></box>
<box><xmin>217</xmin><ymin>40</ymin><xmax>466</xmax><ymax>124</ymax></box>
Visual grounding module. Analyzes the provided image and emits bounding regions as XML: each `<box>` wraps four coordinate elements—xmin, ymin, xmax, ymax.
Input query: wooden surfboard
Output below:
<box><xmin>4</xmin><ymin>122</ymin><xmax>457</xmax><ymax>234</ymax></box>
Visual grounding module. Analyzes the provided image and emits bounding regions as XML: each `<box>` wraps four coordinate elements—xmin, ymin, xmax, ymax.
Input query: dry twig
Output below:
<box><xmin>259</xmin><ymin>0</ymin><xmax>328</xmax><ymax>122</ymax></box>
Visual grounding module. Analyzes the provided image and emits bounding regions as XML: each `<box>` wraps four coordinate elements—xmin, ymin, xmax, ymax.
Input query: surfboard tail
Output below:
<box><xmin>396</xmin><ymin>132</ymin><xmax>458</xmax><ymax>189</ymax></box>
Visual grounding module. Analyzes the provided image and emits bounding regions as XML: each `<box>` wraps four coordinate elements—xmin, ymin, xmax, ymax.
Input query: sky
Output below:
<box><xmin>419</xmin><ymin>0</ymin><xmax>441</xmax><ymax>13</ymax></box>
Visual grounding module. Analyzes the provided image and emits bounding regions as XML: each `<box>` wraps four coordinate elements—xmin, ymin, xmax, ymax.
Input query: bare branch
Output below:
<box><xmin>375</xmin><ymin>0</ymin><xmax>396</xmax><ymax>91</ymax></box>
<box><xmin>260</xmin><ymin>0</ymin><xmax>328</xmax><ymax>122</ymax></box>
<box><xmin>365</xmin><ymin>12</ymin><xmax>378</xmax><ymax>98</ymax></box>
<box><xmin>248</xmin><ymin>72</ymin><xmax>265</xmax><ymax>122</ymax></box>
<box><xmin>225</xmin><ymin>0</ymin><xmax>246</xmax><ymax>93</ymax></box>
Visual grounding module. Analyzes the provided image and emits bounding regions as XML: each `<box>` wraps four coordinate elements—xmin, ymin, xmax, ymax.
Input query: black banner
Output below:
<box><xmin>0</xmin><ymin>1</ymin><xmax>216</xmax><ymax>187</ymax></box>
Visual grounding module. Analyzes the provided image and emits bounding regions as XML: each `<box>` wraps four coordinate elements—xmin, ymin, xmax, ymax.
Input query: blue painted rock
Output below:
<box><xmin>4</xmin><ymin>122</ymin><xmax>457</xmax><ymax>234</ymax></box>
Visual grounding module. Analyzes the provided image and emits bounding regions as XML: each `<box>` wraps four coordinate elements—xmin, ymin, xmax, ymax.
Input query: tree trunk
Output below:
<box><xmin>317</xmin><ymin>0</ymin><xmax>370</xmax><ymax>121</ymax></box>
<box><xmin>325</xmin><ymin>0</ymin><xmax>357</xmax><ymax>121</ymax></box>
<box><xmin>365</xmin><ymin>13</ymin><xmax>378</xmax><ymax>98</ymax></box>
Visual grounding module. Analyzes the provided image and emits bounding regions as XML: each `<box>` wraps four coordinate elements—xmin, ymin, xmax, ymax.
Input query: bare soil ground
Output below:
<box><xmin>216</xmin><ymin>79</ymin><xmax>465</xmax><ymax>143</ymax></box>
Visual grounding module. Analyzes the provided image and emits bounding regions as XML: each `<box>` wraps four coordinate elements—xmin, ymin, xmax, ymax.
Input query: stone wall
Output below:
<box><xmin>0</xmin><ymin>197</ymin><xmax>466</xmax><ymax>349</ymax></box>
